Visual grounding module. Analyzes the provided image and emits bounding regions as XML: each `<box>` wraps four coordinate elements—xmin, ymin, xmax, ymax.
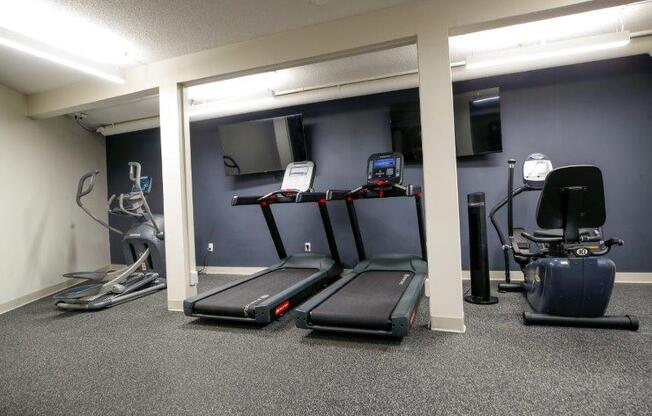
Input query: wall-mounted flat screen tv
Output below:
<box><xmin>217</xmin><ymin>114</ymin><xmax>307</xmax><ymax>176</ymax></box>
<box><xmin>454</xmin><ymin>87</ymin><xmax>502</xmax><ymax>157</ymax></box>
<box><xmin>390</xmin><ymin>101</ymin><xmax>422</xmax><ymax>163</ymax></box>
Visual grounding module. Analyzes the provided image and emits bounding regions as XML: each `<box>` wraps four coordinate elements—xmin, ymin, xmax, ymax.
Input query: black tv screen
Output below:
<box><xmin>217</xmin><ymin>114</ymin><xmax>307</xmax><ymax>176</ymax></box>
<box><xmin>390</xmin><ymin>101</ymin><xmax>422</xmax><ymax>163</ymax></box>
<box><xmin>454</xmin><ymin>87</ymin><xmax>502</xmax><ymax>157</ymax></box>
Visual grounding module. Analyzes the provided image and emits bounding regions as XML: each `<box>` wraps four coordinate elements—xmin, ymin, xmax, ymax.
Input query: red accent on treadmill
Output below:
<box><xmin>346</xmin><ymin>196</ymin><xmax>354</xmax><ymax>204</ymax></box>
<box><xmin>373</xmin><ymin>179</ymin><xmax>388</xmax><ymax>186</ymax></box>
<box><xmin>415</xmin><ymin>192</ymin><xmax>423</xmax><ymax>198</ymax></box>
<box><xmin>379</xmin><ymin>189</ymin><xmax>385</xmax><ymax>198</ymax></box>
<box><xmin>274</xmin><ymin>300</ymin><xmax>291</xmax><ymax>317</ymax></box>
<box><xmin>260</xmin><ymin>200</ymin><xmax>268</xmax><ymax>207</ymax></box>
<box><xmin>319</xmin><ymin>198</ymin><xmax>327</xmax><ymax>205</ymax></box>
<box><xmin>409</xmin><ymin>309</ymin><xmax>417</xmax><ymax>325</ymax></box>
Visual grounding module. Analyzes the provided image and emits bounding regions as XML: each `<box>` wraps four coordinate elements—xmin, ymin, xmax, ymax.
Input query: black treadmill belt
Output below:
<box><xmin>309</xmin><ymin>271</ymin><xmax>415</xmax><ymax>330</ymax></box>
<box><xmin>193</xmin><ymin>268</ymin><xmax>317</xmax><ymax>317</ymax></box>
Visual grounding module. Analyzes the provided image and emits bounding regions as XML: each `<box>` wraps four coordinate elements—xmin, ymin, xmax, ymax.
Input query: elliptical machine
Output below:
<box><xmin>55</xmin><ymin>162</ymin><xmax>166</xmax><ymax>311</ymax></box>
<box><xmin>489</xmin><ymin>153</ymin><xmax>638</xmax><ymax>331</ymax></box>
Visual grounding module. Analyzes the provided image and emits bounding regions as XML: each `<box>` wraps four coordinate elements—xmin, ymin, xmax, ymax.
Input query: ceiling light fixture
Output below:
<box><xmin>465</xmin><ymin>31</ymin><xmax>631</xmax><ymax>70</ymax></box>
<box><xmin>188</xmin><ymin>71</ymin><xmax>286</xmax><ymax>104</ymax></box>
<box><xmin>472</xmin><ymin>96</ymin><xmax>500</xmax><ymax>104</ymax></box>
<box><xmin>0</xmin><ymin>35</ymin><xmax>125</xmax><ymax>84</ymax></box>
<box><xmin>0</xmin><ymin>1</ymin><xmax>138</xmax><ymax>66</ymax></box>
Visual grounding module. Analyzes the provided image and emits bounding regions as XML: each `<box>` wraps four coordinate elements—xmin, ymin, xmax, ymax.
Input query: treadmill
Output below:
<box><xmin>184</xmin><ymin>161</ymin><xmax>342</xmax><ymax>323</ymax></box>
<box><xmin>294</xmin><ymin>152</ymin><xmax>428</xmax><ymax>337</ymax></box>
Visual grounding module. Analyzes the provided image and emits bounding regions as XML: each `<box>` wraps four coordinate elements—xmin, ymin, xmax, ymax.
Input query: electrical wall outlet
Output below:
<box><xmin>207</xmin><ymin>242</ymin><xmax>214</xmax><ymax>252</ymax></box>
<box><xmin>304</xmin><ymin>242</ymin><xmax>311</xmax><ymax>253</ymax></box>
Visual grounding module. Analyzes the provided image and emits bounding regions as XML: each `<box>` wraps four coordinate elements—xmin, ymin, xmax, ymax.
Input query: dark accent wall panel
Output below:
<box><xmin>105</xmin><ymin>128</ymin><xmax>164</xmax><ymax>263</ymax></box>
<box><xmin>105</xmin><ymin>55</ymin><xmax>652</xmax><ymax>271</ymax></box>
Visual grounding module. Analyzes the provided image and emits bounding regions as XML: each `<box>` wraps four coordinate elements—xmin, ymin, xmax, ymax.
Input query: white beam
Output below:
<box><xmin>416</xmin><ymin>20</ymin><xmax>466</xmax><ymax>333</ymax></box>
<box><xmin>159</xmin><ymin>82</ymin><xmax>197</xmax><ymax>310</ymax></box>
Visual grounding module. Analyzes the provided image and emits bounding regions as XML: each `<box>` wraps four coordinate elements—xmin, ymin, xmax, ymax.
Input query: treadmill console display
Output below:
<box><xmin>281</xmin><ymin>161</ymin><xmax>315</xmax><ymax>192</ymax></box>
<box><xmin>367</xmin><ymin>152</ymin><xmax>403</xmax><ymax>185</ymax></box>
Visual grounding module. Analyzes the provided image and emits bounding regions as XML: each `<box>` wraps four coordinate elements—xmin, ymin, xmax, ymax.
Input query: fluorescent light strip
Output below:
<box><xmin>0</xmin><ymin>36</ymin><xmax>125</xmax><ymax>83</ymax></box>
<box><xmin>472</xmin><ymin>96</ymin><xmax>499</xmax><ymax>104</ymax></box>
<box><xmin>466</xmin><ymin>31</ymin><xmax>630</xmax><ymax>70</ymax></box>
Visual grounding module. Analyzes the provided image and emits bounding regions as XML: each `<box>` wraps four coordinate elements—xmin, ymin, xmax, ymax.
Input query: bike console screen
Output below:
<box><xmin>367</xmin><ymin>152</ymin><xmax>403</xmax><ymax>185</ymax></box>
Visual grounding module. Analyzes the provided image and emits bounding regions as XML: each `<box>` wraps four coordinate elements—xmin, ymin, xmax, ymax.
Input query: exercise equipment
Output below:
<box><xmin>294</xmin><ymin>152</ymin><xmax>427</xmax><ymax>337</ymax></box>
<box><xmin>490</xmin><ymin>154</ymin><xmax>638</xmax><ymax>330</ymax></box>
<box><xmin>55</xmin><ymin>162</ymin><xmax>166</xmax><ymax>311</ymax></box>
<box><xmin>183</xmin><ymin>161</ymin><xmax>341</xmax><ymax>323</ymax></box>
<box><xmin>465</xmin><ymin>192</ymin><xmax>497</xmax><ymax>305</ymax></box>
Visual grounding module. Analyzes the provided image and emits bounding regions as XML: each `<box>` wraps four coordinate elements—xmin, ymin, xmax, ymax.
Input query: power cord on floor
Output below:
<box><xmin>197</xmin><ymin>251</ymin><xmax>210</xmax><ymax>275</ymax></box>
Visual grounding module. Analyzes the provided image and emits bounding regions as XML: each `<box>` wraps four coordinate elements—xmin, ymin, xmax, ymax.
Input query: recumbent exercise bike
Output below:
<box><xmin>489</xmin><ymin>153</ymin><xmax>638</xmax><ymax>330</ymax></box>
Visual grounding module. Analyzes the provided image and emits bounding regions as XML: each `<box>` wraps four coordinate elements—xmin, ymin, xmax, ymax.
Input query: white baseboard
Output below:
<box><xmin>430</xmin><ymin>315</ymin><xmax>466</xmax><ymax>333</ymax></box>
<box><xmin>0</xmin><ymin>280</ymin><xmax>79</xmax><ymax>315</ymax></box>
<box><xmin>199</xmin><ymin>266</ymin><xmax>267</xmax><ymax>275</ymax></box>
<box><xmin>460</xmin><ymin>270</ymin><xmax>652</xmax><ymax>284</ymax></box>
<box><xmin>201</xmin><ymin>267</ymin><xmax>652</xmax><ymax>284</ymax></box>
<box><xmin>198</xmin><ymin>266</ymin><xmax>356</xmax><ymax>276</ymax></box>
<box><xmin>167</xmin><ymin>299</ymin><xmax>184</xmax><ymax>311</ymax></box>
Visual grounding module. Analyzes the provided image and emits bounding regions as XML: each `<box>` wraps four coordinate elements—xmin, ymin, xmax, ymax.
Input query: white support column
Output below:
<box><xmin>416</xmin><ymin>26</ymin><xmax>466</xmax><ymax>333</ymax></box>
<box><xmin>159</xmin><ymin>82</ymin><xmax>197</xmax><ymax>311</ymax></box>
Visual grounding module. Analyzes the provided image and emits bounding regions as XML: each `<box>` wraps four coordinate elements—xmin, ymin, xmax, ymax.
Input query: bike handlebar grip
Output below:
<box><xmin>128</xmin><ymin>162</ymin><xmax>142</xmax><ymax>185</ymax></box>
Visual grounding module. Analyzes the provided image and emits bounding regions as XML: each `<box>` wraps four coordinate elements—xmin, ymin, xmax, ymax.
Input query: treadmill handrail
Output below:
<box><xmin>327</xmin><ymin>182</ymin><xmax>427</xmax><ymax>262</ymax></box>
<box><xmin>296</xmin><ymin>191</ymin><xmax>341</xmax><ymax>264</ymax></box>
<box><xmin>231</xmin><ymin>190</ymin><xmax>298</xmax><ymax>206</ymax></box>
<box><xmin>327</xmin><ymin>183</ymin><xmax>421</xmax><ymax>201</ymax></box>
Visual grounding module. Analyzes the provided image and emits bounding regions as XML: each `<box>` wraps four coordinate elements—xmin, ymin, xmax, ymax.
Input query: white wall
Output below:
<box><xmin>0</xmin><ymin>83</ymin><xmax>109</xmax><ymax>313</ymax></box>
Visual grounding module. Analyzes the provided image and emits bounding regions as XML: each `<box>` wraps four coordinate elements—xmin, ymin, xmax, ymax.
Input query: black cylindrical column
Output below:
<box><xmin>465</xmin><ymin>192</ymin><xmax>498</xmax><ymax>305</ymax></box>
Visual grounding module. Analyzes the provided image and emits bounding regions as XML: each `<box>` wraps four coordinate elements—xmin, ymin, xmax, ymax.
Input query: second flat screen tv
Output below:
<box><xmin>453</xmin><ymin>87</ymin><xmax>503</xmax><ymax>157</ymax></box>
<box><xmin>217</xmin><ymin>114</ymin><xmax>307</xmax><ymax>176</ymax></box>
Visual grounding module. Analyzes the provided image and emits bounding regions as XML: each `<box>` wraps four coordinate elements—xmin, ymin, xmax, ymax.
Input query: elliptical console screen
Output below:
<box><xmin>367</xmin><ymin>153</ymin><xmax>403</xmax><ymax>184</ymax></box>
<box><xmin>131</xmin><ymin>176</ymin><xmax>152</xmax><ymax>194</ymax></box>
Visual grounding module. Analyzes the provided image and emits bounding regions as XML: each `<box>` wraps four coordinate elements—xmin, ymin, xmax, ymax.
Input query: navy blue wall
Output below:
<box><xmin>105</xmin><ymin>55</ymin><xmax>652</xmax><ymax>271</ymax></box>
<box><xmin>105</xmin><ymin>128</ymin><xmax>164</xmax><ymax>262</ymax></box>
<box><xmin>455</xmin><ymin>55</ymin><xmax>652</xmax><ymax>272</ymax></box>
<box><xmin>189</xmin><ymin>90</ymin><xmax>423</xmax><ymax>268</ymax></box>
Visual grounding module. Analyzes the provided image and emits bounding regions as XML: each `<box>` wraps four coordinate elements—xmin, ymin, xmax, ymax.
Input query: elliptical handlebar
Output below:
<box><xmin>73</xmin><ymin>162</ymin><xmax>163</xmax><ymax>240</ymax></box>
<box><xmin>128</xmin><ymin>162</ymin><xmax>142</xmax><ymax>184</ymax></box>
<box><xmin>75</xmin><ymin>170</ymin><xmax>125</xmax><ymax>236</ymax></box>
<box><xmin>128</xmin><ymin>162</ymin><xmax>163</xmax><ymax>240</ymax></box>
<box><xmin>77</xmin><ymin>170</ymin><xmax>99</xmax><ymax>204</ymax></box>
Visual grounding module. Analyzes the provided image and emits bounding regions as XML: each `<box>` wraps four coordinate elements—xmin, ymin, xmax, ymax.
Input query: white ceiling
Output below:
<box><xmin>3</xmin><ymin>0</ymin><xmax>647</xmax><ymax>131</ymax></box>
<box><xmin>80</xmin><ymin>45</ymin><xmax>418</xmax><ymax>129</ymax></box>
<box><xmin>0</xmin><ymin>0</ymin><xmax>413</xmax><ymax>94</ymax></box>
<box><xmin>82</xmin><ymin>1</ymin><xmax>652</xmax><ymax>131</ymax></box>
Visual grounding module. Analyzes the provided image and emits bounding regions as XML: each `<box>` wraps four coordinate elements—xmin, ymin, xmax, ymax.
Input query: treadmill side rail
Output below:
<box><xmin>390</xmin><ymin>272</ymin><xmax>427</xmax><ymax>336</ymax></box>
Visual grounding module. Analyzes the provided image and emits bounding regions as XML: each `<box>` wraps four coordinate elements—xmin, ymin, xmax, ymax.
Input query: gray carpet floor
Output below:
<box><xmin>0</xmin><ymin>276</ymin><xmax>649</xmax><ymax>416</ymax></box>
